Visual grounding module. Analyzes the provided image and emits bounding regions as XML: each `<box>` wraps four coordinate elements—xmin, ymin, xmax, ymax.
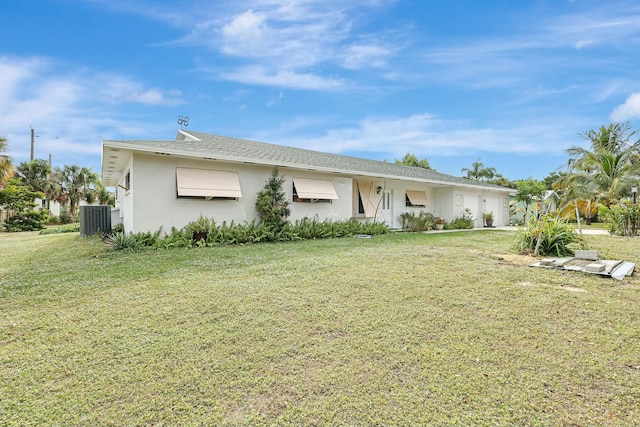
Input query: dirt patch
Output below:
<box><xmin>495</xmin><ymin>253</ymin><xmax>535</xmax><ymax>266</ymax></box>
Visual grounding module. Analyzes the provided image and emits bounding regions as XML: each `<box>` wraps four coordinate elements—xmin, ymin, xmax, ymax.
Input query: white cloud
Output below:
<box><xmin>279</xmin><ymin>113</ymin><xmax>580</xmax><ymax>159</ymax></box>
<box><xmin>342</xmin><ymin>44</ymin><xmax>391</xmax><ymax>69</ymax></box>
<box><xmin>172</xmin><ymin>1</ymin><xmax>399</xmax><ymax>88</ymax></box>
<box><xmin>0</xmin><ymin>55</ymin><xmax>183</xmax><ymax>166</ymax></box>
<box><xmin>221</xmin><ymin>66</ymin><xmax>344</xmax><ymax>90</ymax></box>
<box><xmin>610</xmin><ymin>92</ymin><xmax>640</xmax><ymax>121</ymax></box>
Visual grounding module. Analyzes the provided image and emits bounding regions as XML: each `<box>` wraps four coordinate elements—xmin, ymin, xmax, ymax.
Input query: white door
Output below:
<box><xmin>380</xmin><ymin>190</ymin><xmax>394</xmax><ymax>227</ymax></box>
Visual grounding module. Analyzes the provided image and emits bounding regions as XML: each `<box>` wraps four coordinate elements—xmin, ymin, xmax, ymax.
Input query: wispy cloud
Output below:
<box><xmin>610</xmin><ymin>92</ymin><xmax>640</xmax><ymax>121</ymax></box>
<box><xmin>281</xmin><ymin>113</ymin><xmax>582</xmax><ymax>159</ymax></box>
<box><xmin>0</xmin><ymin>56</ymin><xmax>183</xmax><ymax>163</ymax></box>
<box><xmin>126</xmin><ymin>0</ymin><xmax>400</xmax><ymax>90</ymax></box>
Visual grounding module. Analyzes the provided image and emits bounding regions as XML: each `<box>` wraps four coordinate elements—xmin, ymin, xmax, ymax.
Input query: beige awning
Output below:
<box><xmin>406</xmin><ymin>190</ymin><xmax>429</xmax><ymax>206</ymax></box>
<box><xmin>357</xmin><ymin>180</ymin><xmax>378</xmax><ymax>217</ymax></box>
<box><xmin>293</xmin><ymin>177</ymin><xmax>338</xmax><ymax>199</ymax></box>
<box><xmin>176</xmin><ymin>168</ymin><xmax>242</xmax><ymax>198</ymax></box>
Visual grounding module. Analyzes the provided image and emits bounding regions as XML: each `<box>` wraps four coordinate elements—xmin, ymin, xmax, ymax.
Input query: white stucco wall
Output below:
<box><xmin>118</xmin><ymin>152</ymin><xmax>512</xmax><ymax>232</ymax></box>
<box><xmin>127</xmin><ymin>154</ymin><xmax>360</xmax><ymax>233</ymax></box>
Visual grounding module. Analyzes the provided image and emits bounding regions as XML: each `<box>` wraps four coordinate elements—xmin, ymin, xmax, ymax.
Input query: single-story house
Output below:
<box><xmin>102</xmin><ymin>130</ymin><xmax>513</xmax><ymax>233</ymax></box>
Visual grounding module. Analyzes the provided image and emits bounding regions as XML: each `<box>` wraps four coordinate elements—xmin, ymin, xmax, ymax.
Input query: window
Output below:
<box><xmin>292</xmin><ymin>177</ymin><xmax>338</xmax><ymax>203</ymax></box>
<box><xmin>356</xmin><ymin>181</ymin><xmax>377</xmax><ymax>217</ymax></box>
<box><xmin>176</xmin><ymin>167</ymin><xmax>241</xmax><ymax>200</ymax></box>
<box><xmin>119</xmin><ymin>172</ymin><xmax>130</xmax><ymax>192</ymax></box>
<box><xmin>405</xmin><ymin>190</ymin><xmax>429</xmax><ymax>208</ymax></box>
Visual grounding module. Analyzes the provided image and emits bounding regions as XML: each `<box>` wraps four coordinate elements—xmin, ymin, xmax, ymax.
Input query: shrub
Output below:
<box><xmin>47</xmin><ymin>215</ymin><xmax>61</xmax><ymax>225</ymax></box>
<box><xmin>59</xmin><ymin>209</ymin><xmax>77</xmax><ymax>224</ymax></box>
<box><xmin>39</xmin><ymin>223</ymin><xmax>80</xmax><ymax>235</ymax></box>
<box><xmin>104</xmin><ymin>216</ymin><xmax>390</xmax><ymax>250</ymax></box>
<box><xmin>513</xmin><ymin>215</ymin><xmax>587</xmax><ymax>257</ymax></box>
<box><xmin>4</xmin><ymin>210</ymin><xmax>49</xmax><ymax>232</ymax></box>
<box><xmin>399</xmin><ymin>211</ymin><xmax>436</xmax><ymax>232</ymax></box>
<box><xmin>444</xmin><ymin>208</ymin><xmax>474</xmax><ymax>230</ymax></box>
<box><xmin>598</xmin><ymin>203</ymin><xmax>639</xmax><ymax>237</ymax></box>
<box><xmin>104</xmin><ymin>232</ymin><xmax>137</xmax><ymax>250</ymax></box>
<box><xmin>255</xmin><ymin>168</ymin><xmax>290</xmax><ymax>234</ymax></box>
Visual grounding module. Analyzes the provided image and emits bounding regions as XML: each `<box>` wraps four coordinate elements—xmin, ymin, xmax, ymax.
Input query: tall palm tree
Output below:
<box><xmin>54</xmin><ymin>165</ymin><xmax>99</xmax><ymax>216</ymax></box>
<box><xmin>0</xmin><ymin>137</ymin><xmax>14</xmax><ymax>187</ymax></box>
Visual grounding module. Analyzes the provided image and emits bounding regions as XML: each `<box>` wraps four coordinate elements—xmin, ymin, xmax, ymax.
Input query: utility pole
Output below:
<box><xmin>30</xmin><ymin>127</ymin><xmax>35</xmax><ymax>161</ymax></box>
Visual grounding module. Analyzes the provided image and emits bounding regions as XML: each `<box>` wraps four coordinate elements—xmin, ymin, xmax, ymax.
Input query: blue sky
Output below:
<box><xmin>2</xmin><ymin>0</ymin><xmax>640</xmax><ymax>180</ymax></box>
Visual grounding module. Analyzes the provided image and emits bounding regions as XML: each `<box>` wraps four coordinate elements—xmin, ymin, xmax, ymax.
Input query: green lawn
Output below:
<box><xmin>1</xmin><ymin>230</ymin><xmax>639</xmax><ymax>426</ymax></box>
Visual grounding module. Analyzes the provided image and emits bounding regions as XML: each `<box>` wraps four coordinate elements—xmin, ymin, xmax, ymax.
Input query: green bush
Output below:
<box><xmin>4</xmin><ymin>210</ymin><xmax>49</xmax><ymax>232</ymax></box>
<box><xmin>513</xmin><ymin>215</ymin><xmax>587</xmax><ymax>257</ymax></box>
<box><xmin>444</xmin><ymin>209</ymin><xmax>474</xmax><ymax>230</ymax></box>
<box><xmin>598</xmin><ymin>203</ymin><xmax>639</xmax><ymax>237</ymax></box>
<box><xmin>39</xmin><ymin>223</ymin><xmax>80</xmax><ymax>235</ymax></box>
<box><xmin>59</xmin><ymin>209</ymin><xmax>77</xmax><ymax>224</ymax></box>
<box><xmin>105</xmin><ymin>216</ymin><xmax>390</xmax><ymax>251</ymax></box>
<box><xmin>255</xmin><ymin>168</ymin><xmax>290</xmax><ymax>233</ymax></box>
<box><xmin>399</xmin><ymin>211</ymin><xmax>435</xmax><ymax>232</ymax></box>
<box><xmin>47</xmin><ymin>215</ymin><xmax>61</xmax><ymax>225</ymax></box>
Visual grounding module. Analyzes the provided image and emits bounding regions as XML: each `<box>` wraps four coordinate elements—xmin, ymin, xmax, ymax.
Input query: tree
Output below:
<box><xmin>255</xmin><ymin>168</ymin><xmax>290</xmax><ymax>233</ymax></box>
<box><xmin>94</xmin><ymin>181</ymin><xmax>115</xmax><ymax>206</ymax></box>
<box><xmin>395</xmin><ymin>152</ymin><xmax>433</xmax><ymax>170</ymax></box>
<box><xmin>564</xmin><ymin>122</ymin><xmax>640</xmax><ymax>209</ymax></box>
<box><xmin>16</xmin><ymin>159</ymin><xmax>51</xmax><ymax>193</ymax></box>
<box><xmin>461</xmin><ymin>158</ymin><xmax>499</xmax><ymax>182</ymax></box>
<box><xmin>0</xmin><ymin>137</ymin><xmax>14</xmax><ymax>187</ymax></box>
<box><xmin>0</xmin><ymin>178</ymin><xmax>43</xmax><ymax>212</ymax></box>
<box><xmin>513</xmin><ymin>179</ymin><xmax>547</xmax><ymax>223</ymax></box>
<box><xmin>53</xmin><ymin>165</ymin><xmax>99</xmax><ymax>216</ymax></box>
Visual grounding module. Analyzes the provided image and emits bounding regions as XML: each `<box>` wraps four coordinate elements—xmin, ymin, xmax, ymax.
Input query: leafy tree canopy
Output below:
<box><xmin>394</xmin><ymin>152</ymin><xmax>434</xmax><ymax>170</ymax></box>
<box><xmin>0</xmin><ymin>137</ymin><xmax>14</xmax><ymax>187</ymax></box>
<box><xmin>0</xmin><ymin>178</ymin><xmax>44</xmax><ymax>212</ymax></box>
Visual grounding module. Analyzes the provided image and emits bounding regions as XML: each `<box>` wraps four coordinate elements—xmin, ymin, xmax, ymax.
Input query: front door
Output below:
<box><xmin>380</xmin><ymin>190</ymin><xmax>394</xmax><ymax>227</ymax></box>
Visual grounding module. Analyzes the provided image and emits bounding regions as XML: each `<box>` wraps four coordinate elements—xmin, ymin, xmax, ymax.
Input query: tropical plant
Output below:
<box><xmin>598</xmin><ymin>203</ymin><xmax>640</xmax><ymax>237</ymax></box>
<box><xmin>16</xmin><ymin>159</ymin><xmax>51</xmax><ymax>193</ymax></box>
<box><xmin>564</xmin><ymin>122</ymin><xmax>640</xmax><ymax>207</ymax></box>
<box><xmin>255</xmin><ymin>168</ymin><xmax>290</xmax><ymax>234</ymax></box>
<box><xmin>399</xmin><ymin>211</ymin><xmax>436</xmax><ymax>232</ymax></box>
<box><xmin>461</xmin><ymin>158</ymin><xmax>499</xmax><ymax>182</ymax></box>
<box><xmin>512</xmin><ymin>179</ymin><xmax>547</xmax><ymax>223</ymax></box>
<box><xmin>513</xmin><ymin>215</ymin><xmax>587</xmax><ymax>257</ymax></box>
<box><xmin>0</xmin><ymin>137</ymin><xmax>14</xmax><ymax>187</ymax></box>
<box><xmin>94</xmin><ymin>181</ymin><xmax>115</xmax><ymax>206</ymax></box>
<box><xmin>444</xmin><ymin>209</ymin><xmax>474</xmax><ymax>230</ymax></box>
<box><xmin>53</xmin><ymin>165</ymin><xmax>99</xmax><ymax>216</ymax></box>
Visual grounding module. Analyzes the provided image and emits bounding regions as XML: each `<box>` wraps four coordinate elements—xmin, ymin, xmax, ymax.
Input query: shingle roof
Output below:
<box><xmin>102</xmin><ymin>130</ymin><xmax>512</xmax><ymax>191</ymax></box>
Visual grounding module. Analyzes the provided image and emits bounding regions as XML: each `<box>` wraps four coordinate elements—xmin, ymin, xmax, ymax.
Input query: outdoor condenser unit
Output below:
<box><xmin>79</xmin><ymin>205</ymin><xmax>112</xmax><ymax>236</ymax></box>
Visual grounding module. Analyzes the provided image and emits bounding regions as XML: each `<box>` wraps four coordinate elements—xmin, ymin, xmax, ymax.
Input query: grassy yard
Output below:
<box><xmin>1</xmin><ymin>230</ymin><xmax>640</xmax><ymax>426</ymax></box>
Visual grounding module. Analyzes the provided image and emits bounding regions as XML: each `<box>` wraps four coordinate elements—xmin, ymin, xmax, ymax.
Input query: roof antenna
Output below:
<box><xmin>177</xmin><ymin>115</ymin><xmax>189</xmax><ymax>128</ymax></box>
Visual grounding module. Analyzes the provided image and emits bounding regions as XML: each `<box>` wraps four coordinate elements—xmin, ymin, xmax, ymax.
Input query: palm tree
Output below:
<box><xmin>0</xmin><ymin>137</ymin><xmax>14</xmax><ymax>187</ymax></box>
<box><xmin>53</xmin><ymin>165</ymin><xmax>99</xmax><ymax>216</ymax></box>
<box><xmin>565</xmin><ymin>123</ymin><xmax>640</xmax><ymax>209</ymax></box>
<box><xmin>461</xmin><ymin>158</ymin><xmax>498</xmax><ymax>181</ymax></box>
<box><xmin>16</xmin><ymin>159</ymin><xmax>51</xmax><ymax>194</ymax></box>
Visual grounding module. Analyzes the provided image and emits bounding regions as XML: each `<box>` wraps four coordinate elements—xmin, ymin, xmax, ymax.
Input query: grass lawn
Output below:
<box><xmin>1</xmin><ymin>230</ymin><xmax>640</xmax><ymax>426</ymax></box>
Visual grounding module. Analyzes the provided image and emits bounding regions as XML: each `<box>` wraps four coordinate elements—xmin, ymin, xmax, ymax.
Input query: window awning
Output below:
<box><xmin>176</xmin><ymin>168</ymin><xmax>242</xmax><ymax>198</ymax></box>
<box><xmin>406</xmin><ymin>190</ymin><xmax>429</xmax><ymax>206</ymax></box>
<box><xmin>357</xmin><ymin>181</ymin><xmax>378</xmax><ymax>217</ymax></box>
<box><xmin>293</xmin><ymin>177</ymin><xmax>338</xmax><ymax>199</ymax></box>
